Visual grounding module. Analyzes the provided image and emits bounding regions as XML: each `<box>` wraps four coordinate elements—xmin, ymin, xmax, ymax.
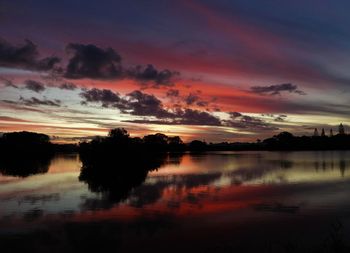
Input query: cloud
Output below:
<box><xmin>58</xmin><ymin>82</ymin><xmax>77</xmax><ymax>90</ymax></box>
<box><xmin>185</xmin><ymin>93</ymin><xmax>200</xmax><ymax>105</ymax></box>
<box><xmin>127</xmin><ymin>64</ymin><xmax>179</xmax><ymax>87</ymax></box>
<box><xmin>167</xmin><ymin>90</ymin><xmax>209</xmax><ymax>107</ymax></box>
<box><xmin>126</xmin><ymin>90</ymin><xmax>174</xmax><ymax>118</ymax></box>
<box><xmin>64</xmin><ymin>43</ymin><xmax>123</xmax><ymax>79</ymax></box>
<box><xmin>260</xmin><ymin>113</ymin><xmax>288</xmax><ymax>122</ymax></box>
<box><xmin>183</xmin><ymin>91</ymin><xmax>210</xmax><ymax>107</ymax></box>
<box><xmin>250</xmin><ymin>83</ymin><xmax>306</xmax><ymax>96</ymax></box>
<box><xmin>19</xmin><ymin>97</ymin><xmax>61</xmax><ymax>107</ymax></box>
<box><xmin>224</xmin><ymin>112</ymin><xmax>278</xmax><ymax>131</ymax></box>
<box><xmin>196</xmin><ymin>100</ymin><xmax>209</xmax><ymax>107</ymax></box>
<box><xmin>0</xmin><ymin>116</ymin><xmax>29</xmax><ymax>122</ymax></box>
<box><xmin>274</xmin><ymin>114</ymin><xmax>287</xmax><ymax>122</ymax></box>
<box><xmin>127</xmin><ymin>109</ymin><xmax>222</xmax><ymax>126</ymax></box>
<box><xmin>0</xmin><ymin>38</ymin><xmax>60</xmax><ymax>71</ymax></box>
<box><xmin>166</xmin><ymin>89</ymin><xmax>180</xmax><ymax>97</ymax></box>
<box><xmin>3</xmin><ymin>78</ymin><xmax>77</xmax><ymax>92</ymax></box>
<box><xmin>81</xmin><ymin>88</ymin><xmax>221</xmax><ymax>126</ymax></box>
<box><xmin>0</xmin><ymin>77</ymin><xmax>18</xmax><ymax>88</ymax></box>
<box><xmin>24</xmin><ymin>80</ymin><xmax>46</xmax><ymax>93</ymax></box>
<box><xmin>81</xmin><ymin>88</ymin><xmax>174</xmax><ymax>118</ymax></box>
<box><xmin>1</xmin><ymin>39</ymin><xmax>181</xmax><ymax>87</ymax></box>
<box><xmin>80</xmin><ymin>88</ymin><xmax>125</xmax><ymax>108</ymax></box>
<box><xmin>175</xmin><ymin>109</ymin><xmax>221</xmax><ymax>125</ymax></box>
<box><xmin>229</xmin><ymin>112</ymin><xmax>242</xmax><ymax>118</ymax></box>
<box><xmin>64</xmin><ymin>43</ymin><xmax>179</xmax><ymax>84</ymax></box>
<box><xmin>0</xmin><ymin>100</ymin><xmax>46</xmax><ymax>113</ymax></box>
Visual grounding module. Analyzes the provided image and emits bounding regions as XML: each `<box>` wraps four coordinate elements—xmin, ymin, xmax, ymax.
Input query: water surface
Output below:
<box><xmin>1</xmin><ymin>151</ymin><xmax>350</xmax><ymax>252</ymax></box>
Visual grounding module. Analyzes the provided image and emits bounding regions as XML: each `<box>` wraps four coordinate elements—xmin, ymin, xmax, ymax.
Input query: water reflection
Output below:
<box><xmin>0</xmin><ymin>153</ymin><xmax>53</xmax><ymax>177</ymax></box>
<box><xmin>79</xmin><ymin>153</ymin><xmax>171</xmax><ymax>207</ymax></box>
<box><xmin>0</xmin><ymin>151</ymin><xmax>350</xmax><ymax>252</ymax></box>
<box><xmin>311</xmin><ymin>151</ymin><xmax>348</xmax><ymax>178</ymax></box>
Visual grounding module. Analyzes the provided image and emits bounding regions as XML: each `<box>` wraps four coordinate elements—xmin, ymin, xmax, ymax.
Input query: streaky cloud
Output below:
<box><xmin>24</xmin><ymin>80</ymin><xmax>46</xmax><ymax>93</ymax></box>
<box><xmin>250</xmin><ymin>83</ymin><xmax>306</xmax><ymax>96</ymax></box>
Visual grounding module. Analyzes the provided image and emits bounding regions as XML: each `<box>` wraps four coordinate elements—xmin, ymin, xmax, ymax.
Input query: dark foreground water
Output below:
<box><xmin>1</xmin><ymin>151</ymin><xmax>350</xmax><ymax>252</ymax></box>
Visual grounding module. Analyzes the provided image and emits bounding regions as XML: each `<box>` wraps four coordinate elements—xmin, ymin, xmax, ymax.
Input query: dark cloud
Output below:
<box><xmin>59</xmin><ymin>82</ymin><xmax>77</xmax><ymax>90</ymax></box>
<box><xmin>80</xmin><ymin>88</ymin><xmax>125</xmax><ymax>108</ymax></box>
<box><xmin>169</xmin><ymin>90</ymin><xmax>209</xmax><ymax>107</ymax></box>
<box><xmin>176</xmin><ymin>109</ymin><xmax>221</xmax><ymax>126</ymax></box>
<box><xmin>122</xmin><ymin>119</ymin><xmax>172</xmax><ymax>125</ymax></box>
<box><xmin>81</xmin><ymin>88</ymin><xmax>221</xmax><ymax>126</ymax></box>
<box><xmin>260</xmin><ymin>113</ymin><xmax>288</xmax><ymax>122</ymax></box>
<box><xmin>126</xmin><ymin>109</ymin><xmax>221</xmax><ymax>126</ymax></box>
<box><xmin>124</xmin><ymin>109</ymin><xmax>222</xmax><ymax>126</ymax></box>
<box><xmin>196</xmin><ymin>100</ymin><xmax>209</xmax><ymax>107</ymax></box>
<box><xmin>229</xmin><ymin>112</ymin><xmax>242</xmax><ymax>118</ymax></box>
<box><xmin>250</xmin><ymin>83</ymin><xmax>306</xmax><ymax>96</ymax></box>
<box><xmin>274</xmin><ymin>114</ymin><xmax>287</xmax><ymax>122</ymax></box>
<box><xmin>63</xmin><ymin>43</ymin><xmax>179</xmax><ymax>84</ymax></box>
<box><xmin>20</xmin><ymin>97</ymin><xmax>61</xmax><ymax>107</ymax></box>
<box><xmin>24</xmin><ymin>80</ymin><xmax>46</xmax><ymax>93</ymax></box>
<box><xmin>225</xmin><ymin>112</ymin><xmax>278</xmax><ymax>131</ymax></box>
<box><xmin>185</xmin><ymin>93</ymin><xmax>200</xmax><ymax>105</ymax></box>
<box><xmin>1</xmin><ymin>39</ymin><xmax>181</xmax><ymax>86</ymax></box>
<box><xmin>166</xmin><ymin>89</ymin><xmax>180</xmax><ymax>97</ymax></box>
<box><xmin>3</xmin><ymin>78</ymin><xmax>78</xmax><ymax>92</ymax></box>
<box><xmin>0</xmin><ymin>77</ymin><xmax>18</xmax><ymax>88</ymax></box>
<box><xmin>0</xmin><ymin>38</ymin><xmax>60</xmax><ymax>71</ymax></box>
<box><xmin>126</xmin><ymin>90</ymin><xmax>174</xmax><ymax>118</ymax></box>
<box><xmin>64</xmin><ymin>43</ymin><xmax>123</xmax><ymax>79</ymax></box>
<box><xmin>80</xmin><ymin>88</ymin><xmax>173</xmax><ymax>118</ymax></box>
<box><xmin>127</xmin><ymin>64</ymin><xmax>179</xmax><ymax>86</ymax></box>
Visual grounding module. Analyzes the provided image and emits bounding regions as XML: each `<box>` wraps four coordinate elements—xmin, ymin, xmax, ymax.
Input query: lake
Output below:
<box><xmin>1</xmin><ymin>151</ymin><xmax>350</xmax><ymax>252</ymax></box>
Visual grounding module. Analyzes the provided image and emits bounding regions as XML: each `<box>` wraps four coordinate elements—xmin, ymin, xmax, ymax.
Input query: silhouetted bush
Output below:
<box><xmin>0</xmin><ymin>131</ymin><xmax>53</xmax><ymax>154</ymax></box>
<box><xmin>0</xmin><ymin>131</ymin><xmax>54</xmax><ymax>177</ymax></box>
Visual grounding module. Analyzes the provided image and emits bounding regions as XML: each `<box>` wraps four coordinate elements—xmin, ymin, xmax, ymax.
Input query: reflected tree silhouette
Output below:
<box><xmin>167</xmin><ymin>152</ymin><xmax>184</xmax><ymax>165</ymax></box>
<box><xmin>339</xmin><ymin>160</ymin><xmax>346</xmax><ymax>177</ymax></box>
<box><xmin>0</xmin><ymin>154</ymin><xmax>52</xmax><ymax>177</ymax></box>
<box><xmin>78</xmin><ymin>128</ymin><xmax>187</xmax><ymax>203</ymax></box>
<box><xmin>79</xmin><ymin>153</ymin><xmax>168</xmax><ymax>203</ymax></box>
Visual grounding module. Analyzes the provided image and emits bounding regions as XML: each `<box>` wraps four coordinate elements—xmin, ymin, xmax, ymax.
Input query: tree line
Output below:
<box><xmin>2</xmin><ymin>128</ymin><xmax>350</xmax><ymax>154</ymax></box>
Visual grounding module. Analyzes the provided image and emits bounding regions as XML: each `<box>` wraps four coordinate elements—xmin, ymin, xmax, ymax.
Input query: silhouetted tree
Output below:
<box><xmin>143</xmin><ymin>133</ymin><xmax>169</xmax><ymax>151</ymax></box>
<box><xmin>188</xmin><ymin>140</ymin><xmax>207</xmax><ymax>151</ymax></box>
<box><xmin>168</xmin><ymin>136</ymin><xmax>185</xmax><ymax>151</ymax></box>
<box><xmin>339</xmin><ymin>123</ymin><xmax>345</xmax><ymax>135</ymax></box>
<box><xmin>108</xmin><ymin>128</ymin><xmax>129</xmax><ymax>140</ymax></box>
<box><xmin>0</xmin><ymin>131</ymin><xmax>54</xmax><ymax>177</ymax></box>
<box><xmin>0</xmin><ymin>131</ymin><xmax>53</xmax><ymax>154</ymax></box>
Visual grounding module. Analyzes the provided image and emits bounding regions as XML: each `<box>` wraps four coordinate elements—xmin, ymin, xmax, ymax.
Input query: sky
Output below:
<box><xmin>1</xmin><ymin>0</ymin><xmax>350</xmax><ymax>143</ymax></box>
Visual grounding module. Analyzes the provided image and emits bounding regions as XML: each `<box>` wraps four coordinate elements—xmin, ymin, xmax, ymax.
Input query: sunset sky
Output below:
<box><xmin>1</xmin><ymin>0</ymin><xmax>350</xmax><ymax>142</ymax></box>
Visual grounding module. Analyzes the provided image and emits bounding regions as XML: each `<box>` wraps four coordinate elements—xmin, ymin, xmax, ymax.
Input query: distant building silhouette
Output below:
<box><xmin>339</xmin><ymin>123</ymin><xmax>345</xmax><ymax>135</ymax></box>
<box><xmin>321</xmin><ymin>128</ymin><xmax>325</xmax><ymax>137</ymax></box>
<box><xmin>330</xmin><ymin>129</ymin><xmax>333</xmax><ymax>137</ymax></box>
<box><xmin>313</xmin><ymin>128</ymin><xmax>319</xmax><ymax>137</ymax></box>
